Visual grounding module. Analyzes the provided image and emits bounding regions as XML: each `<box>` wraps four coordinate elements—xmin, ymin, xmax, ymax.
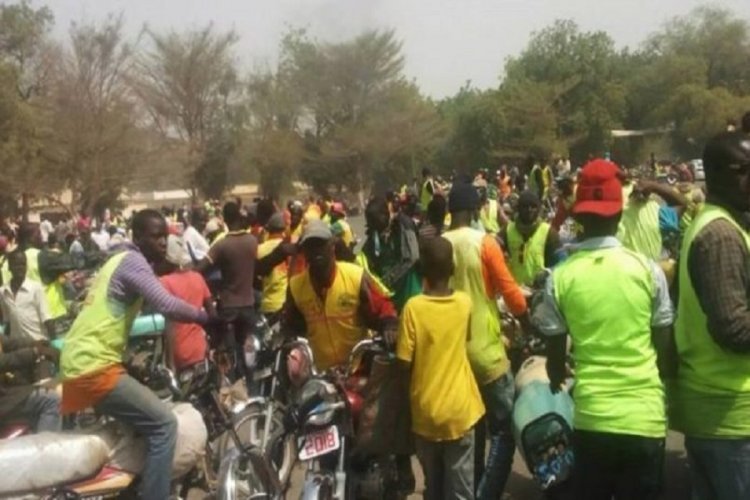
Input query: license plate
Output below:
<box><xmin>298</xmin><ymin>425</ymin><xmax>340</xmax><ymax>461</ymax></box>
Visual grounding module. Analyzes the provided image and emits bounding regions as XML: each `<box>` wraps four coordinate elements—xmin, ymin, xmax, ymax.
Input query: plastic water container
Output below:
<box><xmin>129</xmin><ymin>314</ymin><xmax>166</xmax><ymax>338</ymax></box>
<box><xmin>50</xmin><ymin>314</ymin><xmax>166</xmax><ymax>350</ymax></box>
<box><xmin>512</xmin><ymin>379</ymin><xmax>575</xmax><ymax>488</ymax></box>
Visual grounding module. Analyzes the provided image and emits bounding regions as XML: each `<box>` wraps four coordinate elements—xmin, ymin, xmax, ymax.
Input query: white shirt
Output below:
<box><xmin>39</xmin><ymin>220</ymin><xmax>53</xmax><ymax>244</ymax></box>
<box><xmin>0</xmin><ymin>279</ymin><xmax>51</xmax><ymax>341</ymax></box>
<box><xmin>90</xmin><ymin>229</ymin><xmax>110</xmax><ymax>251</ymax></box>
<box><xmin>182</xmin><ymin>225</ymin><xmax>210</xmax><ymax>261</ymax></box>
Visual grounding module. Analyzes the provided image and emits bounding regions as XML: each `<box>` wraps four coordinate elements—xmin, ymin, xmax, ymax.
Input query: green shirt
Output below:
<box><xmin>536</xmin><ymin>236</ymin><xmax>672</xmax><ymax>438</ymax></box>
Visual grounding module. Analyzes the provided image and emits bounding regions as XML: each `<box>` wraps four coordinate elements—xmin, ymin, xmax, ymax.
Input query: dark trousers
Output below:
<box><xmin>218</xmin><ymin>306</ymin><xmax>257</xmax><ymax>387</ymax></box>
<box><xmin>572</xmin><ymin>430</ymin><xmax>665</xmax><ymax>500</ymax></box>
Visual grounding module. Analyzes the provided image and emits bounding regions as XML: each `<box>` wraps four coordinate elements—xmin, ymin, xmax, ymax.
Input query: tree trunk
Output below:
<box><xmin>21</xmin><ymin>193</ymin><xmax>30</xmax><ymax>223</ymax></box>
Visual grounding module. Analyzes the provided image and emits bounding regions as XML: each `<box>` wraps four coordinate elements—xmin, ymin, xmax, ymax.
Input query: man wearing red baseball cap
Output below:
<box><xmin>533</xmin><ymin>158</ymin><xmax>675</xmax><ymax>499</ymax></box>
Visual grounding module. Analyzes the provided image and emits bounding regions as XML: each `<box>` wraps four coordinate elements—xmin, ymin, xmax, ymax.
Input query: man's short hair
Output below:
<box><xmin>222</xmin><ymin>202</ymin><xmax>241</xmax><ymax>225</ymax></box>
<box><xmin>132</xmin><ymin>209</ymin><xmax>164</xmax><ymax>240</ymax></box>
<box><xmin>420</xmin><ymin>236</ymin><xmax>453</xmax><ymax>283</ymax></box>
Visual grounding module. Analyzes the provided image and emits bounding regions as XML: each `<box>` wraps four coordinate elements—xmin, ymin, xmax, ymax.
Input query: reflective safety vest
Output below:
<box><xmin>617</xmin><ymin>199</ymin><xmax>662</xmax><ymax>260</ymax></box>
<box><xmin>443</xmin><ymin>227</ymin><xmax>507</xmax><ymax>385</ymax></box>
<box><xmin>480</xmin><ymin>199</ymin><xmax>500</xmax><ymax>234</ymax></box>
<box><xmin>528</xmin><ymin>165</ymin><xmax>542</xmax><ymax>197</ymax></box>
<box><xmin>420</xmin><ymin>179</ymin><xmax>434</xmax><ymax>209</ymax></box>
<box><xmin>61</xmin><ymin>252</ymin><xmax>143</xmax><ymax>379</ymax></box>
<box><xmin>289</xmin><ymin>262</ymin><xmax>369</xmax><ymax>371</ymax></box>
<box><xmin>257</xmin><ymin>237</ymin><xmax>288</xmax><ymax>314</ymax></box>
<box><xmin>672</xmin><ymin>204</ymin><xmax>750</xmax><ymax>437</ymax></box>
<box><xmin>507</xmin><ymin>221</ymin><xmax>549</xmax><ymax>286</ymax></box>
<box><xmin>553</xmin><ymin>243</ymin><xmax>665</xmax><ymax>437</ymax></box>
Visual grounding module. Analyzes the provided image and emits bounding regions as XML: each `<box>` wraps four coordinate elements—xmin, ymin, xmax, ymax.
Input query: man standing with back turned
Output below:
<box><xmin>536</xmin><ymin>159</ymin><xmax>674</xmax><ymax>499</ymax></box>
<box><xmin>671</xmin><ymin>131</ymin><xmax>750</xmax><ymax>500</ymax></box>
<box><xmin>442</xmin><ymin>180</ymin><xmax>529</xmax><ymax>499</ymax></box>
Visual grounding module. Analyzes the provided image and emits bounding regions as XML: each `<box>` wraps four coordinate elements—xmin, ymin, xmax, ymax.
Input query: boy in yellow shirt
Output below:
<box><xmin>397</xmin><ymin>236</ymin><xmax>485</xmax><ymax>500</ymax></box>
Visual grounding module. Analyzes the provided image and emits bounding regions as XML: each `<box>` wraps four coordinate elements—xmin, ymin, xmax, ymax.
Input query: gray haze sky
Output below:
<box><xmin>34</xmin><ymin>0</ymin><xmax>750</xmax><ymax>97</ymax></box>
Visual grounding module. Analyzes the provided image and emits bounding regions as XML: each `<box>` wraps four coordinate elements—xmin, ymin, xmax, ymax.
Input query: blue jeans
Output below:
<box><xmin>95</xmin><ymin>374</ymin><xmax>177</xmax><ymax>500</ymax></box>
<box><xmin>476</xmin><ymin>372</ymin><xmax>516</xmax><ymax>500</ymax></box>
<box><xmin>685</xmin><ymin>435</ymin><xmax>750</xmax><ymax>500</ymax></box>
<box><xmin>13</xmin><ymin>388</ymin><xmax>62</xmax><ymax>432</ymax></box>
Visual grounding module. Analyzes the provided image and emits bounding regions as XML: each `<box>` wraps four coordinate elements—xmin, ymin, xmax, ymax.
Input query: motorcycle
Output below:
<box><xmin>227</xmin><ymin>314</ymin><xmax>297</xmax><ymax>487</ymax></box>
<box><xmin>270</xmin><ymin>337</ymin><xmax>402</xmax><ymax>500</ymax></box>
<box><xmin>177</xmin><ymin>354</ymin><xmax>283</xmax><ymax>499</ymax></box>
<box><xmin>504</xmin><ymin>278</ymin><xmax>576</xmax><ymax>498</ymax></box>
<box><xmin>0</xmin><ymin>403</ymin><xmax>207</xmax><ymax>499</ymax></box>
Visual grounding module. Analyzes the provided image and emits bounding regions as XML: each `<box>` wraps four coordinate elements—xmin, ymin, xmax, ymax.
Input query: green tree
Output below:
<box><xmin>48</xmin><ymin>15</ymin><xmax>148</xmax><ymax>215</ymax></box>
<box><xmin>277</xmin><ymin>29</ymin><xmax>442</xmax><ymax>201</ymax></box>
<box><xmin>503</xmin><ymin>20</ymin><xmax>627</xmax><ymax>160</ymax></box>
<box><xmin>0</xmin><ymin>0</ymin><xmax>59</xmax><ymax>217</ymax></box>
<box><xmin>135</xmin><ymin>24</ymin><xmax>241</xmax><ymax>197</ymax></box>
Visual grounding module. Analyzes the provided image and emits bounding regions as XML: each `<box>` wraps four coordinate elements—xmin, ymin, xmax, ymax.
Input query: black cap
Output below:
<box><xmin>449</xmin><ymin>181</ymin><xmax>480</xmax><ymax>213</ymax></box>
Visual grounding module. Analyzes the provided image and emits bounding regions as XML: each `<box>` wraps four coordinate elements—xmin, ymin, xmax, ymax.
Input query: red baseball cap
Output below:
<box><xmin>573</xmin><ymin>159</ymin><xmax>624</xmax><ymax>216</ymax></box>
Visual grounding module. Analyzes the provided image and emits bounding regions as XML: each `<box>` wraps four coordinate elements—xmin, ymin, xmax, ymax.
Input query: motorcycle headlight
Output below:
<box><xmin>244</xmin><ymin>335</ymin><xmax>262</xmax><ymax>369</ymax></box>
<box><xmin>298</xmin><ymin>379</ymin><xmax>339</xmax><ymax>427</ymax></box>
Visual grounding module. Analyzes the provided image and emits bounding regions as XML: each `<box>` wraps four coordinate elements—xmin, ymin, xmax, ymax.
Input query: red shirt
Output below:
<box><xmin>160</xmin><ymin>271</ymin><xmax>211</xmax><ymax>371</ymax></box>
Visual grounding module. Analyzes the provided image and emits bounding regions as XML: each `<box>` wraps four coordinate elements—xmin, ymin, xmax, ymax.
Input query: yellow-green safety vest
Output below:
<box><xmin>61</xmin><ymin>252</ymin><xmax>142</xmax><ymax>379</ymax></box>
<box><xmin>420</xmin><ymin>179</ymin><xmax>433</xmax><ymax>209</ymax></box>
<box><xmin>554</xmin><ymin>243</ymin><xmax>665</xmax><ymax>437</ymax></box>
<box><xmin>617</xmin><ymin>199</ymin><xmax>662</xmax><ymax>260</ymax></box>
<box><xmin>480</xmin><ymin>199</ymin><xmax>500</xmax><ymax>234</ymax></box>
<box><xmin>443</xmin><ymin>227</ymin><xmax>507</xmax><ymax>385</ymax></box>
<box><xmin>507</xmin><ymin>221</ymin><xmax>550</xmax><ymax>287</ymax></box>
<box><xmin>671</xmin><ymin>204</ymin><xmax>750</xmax><ymax>437</ymax></box>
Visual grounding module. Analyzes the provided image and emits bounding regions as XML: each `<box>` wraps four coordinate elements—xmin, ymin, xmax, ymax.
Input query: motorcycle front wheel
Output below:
<box><xmin>220</xmin><ymin>405</ymin><xmax>296</xmax><ymax>487</ymax></box>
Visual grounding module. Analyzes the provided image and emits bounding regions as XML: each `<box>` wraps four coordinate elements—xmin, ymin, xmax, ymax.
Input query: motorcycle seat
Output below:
<box><xmin>0</xmin><ymin>432</ymin><xmax>110</xmax><ymax>495</ymax></box>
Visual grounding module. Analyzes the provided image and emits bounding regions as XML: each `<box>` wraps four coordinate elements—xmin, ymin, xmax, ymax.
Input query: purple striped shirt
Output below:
<box><xmin>108</xmin><ymin>244</ymin><xmax>208</xmax><ymax>324</ymax></box>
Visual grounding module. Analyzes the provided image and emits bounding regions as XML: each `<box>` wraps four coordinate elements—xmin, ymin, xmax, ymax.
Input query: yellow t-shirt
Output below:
<box><xmin>397</xmin><ymin>291</ymin><xmax>485</xmax><ymax>441</ymax></box>
<box><xmin>257</xmin><ymin>237</ymin><xmax>288</xmax><ymax>314</ymax></box>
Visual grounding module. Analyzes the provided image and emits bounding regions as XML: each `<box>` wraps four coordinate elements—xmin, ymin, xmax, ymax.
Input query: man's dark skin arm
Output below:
<box><xmin>546</xmin><ymin>334</ymin><xmax>568</xmax><ymax>393</ymax></box>
<box><xmin>358</xmin><ymin>273</ymin><xmax>399</xmax><ymax>344</ymax></box>
<box><xmin>639</xmin><ymin>179</ymin><xmax>689</xmax><ymax>217</ymax></box>
<box><xmin>44</xmin><ymin>319</ymin><xmax>56</xmax><ymax>339</ymax></box>
<box><xmin>498</xmin><ymin>226</ymin><xmax>509</xmax><ymax>254</ymax></box>
<box><xmin>688</xmin><ymin>222</ymin><xmax>750</xmax><ymax>353</ymax></box>
<box><xmin>256</xmin><ymin>242</ymin><xmax>295</xmax><ymax>277</ymax></box>
<box><xmin>652</xmin><ymin>325</ymin><xmax>678</xmax><ymax>379</ymax></box>
<box><xmin>0</xmin><ymin>336</ymin><xmax>39</xmax><ymax>371</ymax></box>
<box><xmin>281</xmin><ymin>288</ymin><xmax>307</xmax><ymax>338</ymax></box>
<box><xmin>544</xmin><ymin>228</ymin><xmax>563</xmax><ymax>268</ymax></box>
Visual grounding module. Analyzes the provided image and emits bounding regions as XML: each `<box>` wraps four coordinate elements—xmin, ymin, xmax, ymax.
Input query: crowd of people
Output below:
<box><xmin>1</xmin><ymin>113</ymin><xmax>750</xmax><ymax>500</ymax></box>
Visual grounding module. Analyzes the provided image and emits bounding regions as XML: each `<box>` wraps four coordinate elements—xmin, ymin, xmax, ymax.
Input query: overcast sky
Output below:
<box><xmin>36</xmin><ymin>0</ymin><xmax>750</xmax><ymax>98</ymax></box>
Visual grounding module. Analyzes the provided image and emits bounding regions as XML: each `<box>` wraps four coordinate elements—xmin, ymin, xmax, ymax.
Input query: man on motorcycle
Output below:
<box><xmin>283</xmin><ymin>219</ymin><xmax>414</xmax><ymax>492</ymax></box>
<box><xmin>499</xmin><ymin>190</ymin><xmax>563</xmax><ymax>286</ymax></box>
<box><xmin>283</xmin><ymin>219</ymin><xmax>398</xmax><ymax>372</ymax></box>
<box><xmin>60</xmin><ymin>209</ymin><xmax>210</xmax><ymax>500</ymax></box>
<box><xmin>443</xmin><ymin>180</ymin><xmax>530</xmax><ymax>499</ymax></box>
<box><xmin>0</xmin><ymin>335</ymin><xmax>61</xmax><ymax>432</ymax></box>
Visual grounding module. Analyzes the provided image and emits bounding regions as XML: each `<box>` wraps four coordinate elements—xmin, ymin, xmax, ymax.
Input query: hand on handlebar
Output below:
<box><xmin>382</xmin><ymin>324</ymin><xmax>398</xmax><ymax>349</ymax></box>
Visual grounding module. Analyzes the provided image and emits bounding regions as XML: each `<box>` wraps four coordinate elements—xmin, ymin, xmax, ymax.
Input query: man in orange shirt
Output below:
<box><xmin>443</xmin><ymin>181</ymin><xmax>529</xmax><ymax>500</ymax></box>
